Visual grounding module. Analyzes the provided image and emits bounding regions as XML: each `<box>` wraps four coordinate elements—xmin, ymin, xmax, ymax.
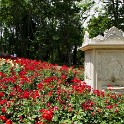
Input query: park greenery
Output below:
<box><xmin>0</xmin><ymin>57</ymin><xmax>124</xmax><ymax>124</ymax></box>
<box><xmin>87</xmin><ymin>0</ymin><xmax>124</xmax><ymax>38</ymax></box>
<box><xmin>0</xmin><ymin>0</ymin><xmax>124</xmax><ymax>65</ymax></box>
<box><xmin>0</xmin><ymin>1</ymin><xmax>124</xmax><ymax>124</ymax></box>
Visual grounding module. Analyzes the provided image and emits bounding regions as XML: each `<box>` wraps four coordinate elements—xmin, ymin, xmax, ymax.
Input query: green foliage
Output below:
<box><xmin>105</xmin><ymin>0</ymin><xmax>124</xmax><ymax>30</ymax></box>
<box><xmin>0</xmin><ymin>0</ymin><xmax>83</xmax><ymax>65</ymax></box>
<box><xmin>87</xmin><ymin>15</ymin><xmax>112</xmax><ymax>38</ymax></box>
<box><xmin>85</xmin><ymin>0</ymin><xmax>124</xmax><ymax>38</ymax></box>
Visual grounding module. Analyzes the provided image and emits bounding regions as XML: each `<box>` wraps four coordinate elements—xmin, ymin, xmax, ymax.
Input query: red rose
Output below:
<box><xmin>5</xmin><ymin>119</ymin><xmax>13</xmax><ymax>124</ymax></box>
<box><xmin>0</xmin><ymin>92</ymin><xmax>4</xmax><ymax>98</ymax></box>
<box><xmin>61</xmin><ymin>75</ymin><xmax>66</xmax><ymax>80</ymax></box>
<box><xmin>37</xmin><ymin>82</ymin><xmax>43</xmax><ymax>90</ymax></box>
<box><xmin>1</xmin><ymin>106</ymin><xmax>6</xmax><ymax>113</ymax></box>
<box><xmin>23</xmin><ymin>90</ymin><xmax>30</xmax><ymax>98</ymax></box>
<box><xmin>42</xmin><ymin>110</ymin><xmax>53</xmax><ymax>121</ymax></box>
<box><xmin>106</xmin><ymin>105</ymin><xmax>113</xmax><ymax>109</ymax></box>
<box><xmin>0</xmin><ymin>115</ymin><xmax>7</xmax><ymax>122</ymax></box>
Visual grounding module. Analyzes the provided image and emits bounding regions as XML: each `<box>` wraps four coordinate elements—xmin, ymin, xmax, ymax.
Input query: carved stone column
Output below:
<box><xmin>79</xmin><ymin>26</ymin><xmax>124</xmax><ymax>90</ymax></box>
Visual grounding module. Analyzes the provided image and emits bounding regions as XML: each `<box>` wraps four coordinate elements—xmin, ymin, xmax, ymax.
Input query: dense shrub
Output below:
<box><xmin>0</xmin><ymin>57</ymin><xmax>124</xmax><ymax>124</ymax></box>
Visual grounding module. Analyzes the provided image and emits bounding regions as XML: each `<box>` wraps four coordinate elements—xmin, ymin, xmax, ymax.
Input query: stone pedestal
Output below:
<box><xmin>79</xmin><ymin>27</ymin><xmax>124</xmax><ymax>90</ymax></box>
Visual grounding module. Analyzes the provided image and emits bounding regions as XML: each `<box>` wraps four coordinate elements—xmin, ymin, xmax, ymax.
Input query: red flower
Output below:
<box><xmin>115</xmin><ymin>107</ymin><xmax>119</xmax><ymax>113</ymax></box>
<box><xmin>37</xmin><ymin>82</ymin><xmax>43</xmax><ymax>89</ymax></box>
<box><xmin>108</xmin><ymin>84</ymin><xmax>112</xmax><ymax>90</ymax></box>
<box><xmin>93</xmin><ymin>90</ymin><xmax>101</xmax><ymax>97</ymax></box>
<box><xmin>9</xmin><ymin>91</ymin><xmax>16</xmax><ymax>96</ymax></box>
<box><xmin>19</xmin><ymin>115</ymin><xmax>23</xmax><ymax>120</ymax></box>
<box><xmin>53</xmin><ymin>106</ymin><xmax>59</xmax><ymax>111</ymax></box>
<box><xmin>46</xmin><ymin>102</ymin><xmax>51</xmax><ymax>107</ymax></box>
<box><xmin>1</xmin><ymin>106</ymin><xmax>6</xmax><ymax>113</ymax></box>
<box><xmin>106</xmin><ymin>105</ymin><xmax>113</xmax><ymax>109</ymax></box>
<box><xmin>60</xmin><ymin>65</ymin><xmax>69</xmax><ymax>71</ymax></box>
<box><xmin>68</xmin><ymin>107</ymin><xmax>73</xmax><ymax>112</ymax></box>
<box><xmin>23</xmin><ymin>90</ymin><xmax>30</xmax><ymax>98</ymax></box>
<box><xmin>6</xmin><ymin>101</ymin><xmax>11</xmax><ymax>108</ymax></box>
<box><xmin>0</xmin><ymin>115</ymin><xmax>7</xmax><ymax>122</ymax></box>
<box><xmin>61</xmin><ymin>75</ymin><xmax>66</xmax><ymax>80</ymax></box>
<box><xmin>109</xmin><ymin>94</ymin><xmax>116</xmax><ymax>100</ymax></box>
<box><xmin>72</xmin><ymin>84</ymin><xmax>85</xmax><ymax>93</ymax></box>
<box><xmin>0</xmin><ymin>92</ymin><xmax>4</xmax><ymax>98</ymax></box>
<box><xmin>42</xmin><ymin>109</ymin><xmax>53</xmax><ymax>121</ymax></box>
<box><xmin>31</xmin><ymin>90</ymin><xmax>40</xmax><ymax>99</ymax></box>
<box><xmin>97</xmin><ymin>107</ymin><xmax>101</xmax><ymax>113</ymax></box>
<box><xmin>0</xmin><ymin>72</ymin><xmax>5</xmax><ymax>77</ymax></box>
<box><xmin>81</xmin><ymin>100</ymin><xmax>94</xmax><ymax>111</ymax></box>
<box><xmin>91</xmin><ymin>111</ymin><xmax>95</xmax><ymax>116</ymax></box>
<box><xmin>71</xmin><ymin>78</ymin><xmax>81</xmax><ymax>83</ymax></box>
<box><xmin>47</xmin><ymin>91</ymin><xmax>52</xmax><ymax>97</ymax></box>
<box><xmin>0</xmin><ymin>99</ymin><xmax>7</xmax><ymax>105</ymax></box>
<box><xmin>39</xmin><ymin>109</ymin><xmax>45</xmax><ymax>113</ymax></box>
<box><xmin>13</xmin><ymin>85</ymin><xmax>22</xmax><ymax>92</ymax></box>
<box><xmin>5</xmin><ymin>119</ymin><xmax>13</xmax><ymax>124</ymax></box>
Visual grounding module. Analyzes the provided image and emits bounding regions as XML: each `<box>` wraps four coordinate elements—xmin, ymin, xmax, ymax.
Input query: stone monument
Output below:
<box><xmin>79</xmin><ymin>26</ymin><xmax>124</xmax><ymax>91</ymax></box>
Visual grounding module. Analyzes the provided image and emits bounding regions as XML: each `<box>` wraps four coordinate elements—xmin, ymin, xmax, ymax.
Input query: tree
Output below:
<box><xmin>85</xmin><ymin>0</ymin><xmax>124</xmax><ymax>38</ymax></box>
<box><xmin>104</xmin><ymin>0</ymin><xmax>124</xmax><ymax>30</ymax></box>
<box><xmin>0</xmin><ymin>0</ymin><xmax>36</xmax><ymax>57</ymax></box>
<box><xmin>32</xmin><ymin>0</ymin><xmax>83</xmax><ymax>65</ymax></box>
<box><xmin>0</xmin><ymin>0</ymin><xmax>87</xmax><ymax>65</ymax></box>
<box><xmin>87</xmin><ymin>14</ymin><xmax>112</xmax><ymax>38</ymax></box>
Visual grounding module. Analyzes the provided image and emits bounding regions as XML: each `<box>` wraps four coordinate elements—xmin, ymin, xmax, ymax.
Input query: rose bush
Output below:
<box><xmin>0</xmin><ymin>57</ymin><xmax>124</xmax><ymax>124</ymax></box>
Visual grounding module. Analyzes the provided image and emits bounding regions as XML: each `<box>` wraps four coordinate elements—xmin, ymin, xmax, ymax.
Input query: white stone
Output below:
<box><xmin>79</xmin><ymin>27</ymin><xmax>124</xmax><ymax>90</ymax></box>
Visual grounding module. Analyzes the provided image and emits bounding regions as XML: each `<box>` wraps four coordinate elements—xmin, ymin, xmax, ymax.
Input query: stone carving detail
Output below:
<box><xmin>85</xmin><ymin>52</ymin><xmax>91</xmax><ymax>80</ymax></box>
<box><xmin>79</xmin><ymin>26</ymin><xmax>124</xmax><ymax>49</ymax></box>
<box><xmin>97</xmin><ymin>52</ymin><xmax>124</xmax><ymax>82</ymax></box>
<box><xmin>83</xmin><ymin>26</ymin><xmax>124</xmax><ymax>44</ymax></box>
<box><xmin>104</xmin><ymin>26</ymin><xmax>124</xmax><ymax>40</ymax></box>
<box><xmin>93</xmin><ymin>35</ymin><xmax>104</xmax><ymax>42</ymax></box>
<box><xmin>83</xmin><ymin>31</ymin><xmax>90</xmax><ymax>44</ymax></box>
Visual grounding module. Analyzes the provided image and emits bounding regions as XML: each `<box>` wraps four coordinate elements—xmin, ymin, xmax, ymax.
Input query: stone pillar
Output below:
<box><xmin>79</xmin><ymin>27</ymin><xmax>124</xmax><ymax>90</ymax></box>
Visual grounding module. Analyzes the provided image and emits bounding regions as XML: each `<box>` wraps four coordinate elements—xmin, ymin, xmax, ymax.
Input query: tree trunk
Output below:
<box><xmin>67</xmin><ymin>46</ymin><xmax>71</xmax><ymax>66</ymax></box>
<box><xmin>73</xmin><ymin>44</ymin><xmax>77</xmax><ymax>65</ymax></box>
<box><xmin>57</xmin><ymin>46</ymin><xmax>62</xmax><ymax>63</ymax></box>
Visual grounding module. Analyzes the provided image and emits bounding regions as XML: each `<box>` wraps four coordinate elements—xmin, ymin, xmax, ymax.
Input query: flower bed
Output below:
<box><xmin>0</xmin><ymin>57</ymin><xmax>124</xmax><ymax>124</ymax></box>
